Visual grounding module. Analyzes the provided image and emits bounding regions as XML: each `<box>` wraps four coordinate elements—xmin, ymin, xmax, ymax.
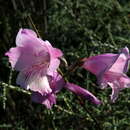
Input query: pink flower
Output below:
<box><xmin>5</xmin><ymin>28</ymin><xmax>63</xmax><ymax>95</ymax></box>
<box><xmin>82</xmin><ymin>47</ymin><xmax>130</xmax><ymax>102</ymax></box>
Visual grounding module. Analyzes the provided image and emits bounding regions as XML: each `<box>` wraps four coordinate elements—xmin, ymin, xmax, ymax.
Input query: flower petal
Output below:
<box><xmin>108</xmin><ymin>82</ymin><xmax>120</xmax><ymax>103</ymax></box>
<box><xmin>44</xmin><ymin>40</ymin><xmax>63</xmax><ymax>58</ymax></box>
<box><xmin>102</xmin><ymin>72</ymin><xmax>130</xmax><ymax>102</ymax></box>
<box><xmin>82</xmin><ymin>54</ymin><xmax>118</xmax><ymax>76</ymax></box>
<box><xmin>65</xmin><ymin>83</ymin><xmax>101</xmax><ymax>105</ymax></box>
<box><xmin>119</xmin><ymin>74</ymin><xmax>130</xmax><ymax>88</ymax></box>
<box><xmin>13</xmin><ymin>29</ymin><xmax>62</xmax><ymax>74</ymax></box>
<box><xmin>5</xmin><ymin>40</ymin><xmax>50</xmax><ymax>71</ymax></box>
<box><xmin>109</xmin><ymin>47</ymin><xmax>129</xmax><ymax>74</ymax></box>
<box><xmin>16</xmin><ymin>28</ymin><xmax>38</xmax><ymax>46</ymax></box>
<box><xmin>5</xmin><ymin>47</ymin><xmax>23</xmax><ymax>69</ymax></box>
<box><xmin>48</xmin><ymin>71</ymin><xmax>65</xmax><ymax>93</ymax></box>
<box><xmin>31</xmin><ymin>92</ymin><xmax>56</xmax><ymax>109</ymax></box>
<box><xmin>47</xmin><ymin>59</ymin><xmax>60</xmax><ymax>76</ymax></box>
<box><xmin>17</xmin><ymin>72</ymin><xmax>52</xmax><ymax>95</ymax></box>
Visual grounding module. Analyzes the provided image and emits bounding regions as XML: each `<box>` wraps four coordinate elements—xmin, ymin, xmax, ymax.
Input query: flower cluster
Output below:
<box><xmin>6</xmin><ymin>28</ymin><xmax>130</xmax><ymax>108</ymax></box>
<box><xmin>6</xmin><ymin>29</ymin><xmax>101</xmax><ymax>108</ymax></box>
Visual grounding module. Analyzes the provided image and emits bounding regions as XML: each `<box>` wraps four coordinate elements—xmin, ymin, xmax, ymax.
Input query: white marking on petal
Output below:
<box><xmin>28</xmin><ymin>76</ymin><xmax>52</xmax><ymax>95</ymax></box>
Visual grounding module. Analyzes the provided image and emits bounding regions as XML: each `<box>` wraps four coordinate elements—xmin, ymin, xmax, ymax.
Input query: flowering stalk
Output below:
<box><xmin>0</xmin><ymin>82</ymin><xmax>76</xmax><ymax>116</ymax></box>
<box><xmin>62</xmin><ymin>57</ymin><xmax>84</xmax><ymax>78</ymax></box>
<box><xmin>78</xmin><ymin>97</ymin><xmax>101</xmax><ymax>130</ymax></box>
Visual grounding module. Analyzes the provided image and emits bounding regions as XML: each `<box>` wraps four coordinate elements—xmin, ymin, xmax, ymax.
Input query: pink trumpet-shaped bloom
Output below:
<box><xmin>82</xmin><ymin>47</ymin><xmax>130</xmax><ymax>102</ymax></box>
<box><xmin>5</xmin><ymin>28</ymin><xmax>63</xmax><ymax>95</ymax></box>
<box><xmin>5</xmin><ymin>28</ymin><xmax>101</xmax><ymax>109</ymax></box>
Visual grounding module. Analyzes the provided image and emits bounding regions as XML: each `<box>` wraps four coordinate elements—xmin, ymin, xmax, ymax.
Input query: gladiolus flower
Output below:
<box><xmin>5</xmin><ymin>28</ymin><xmax>63</xmax><ymax>96</ymax></box>
<box><xmin>82</xmin><ymin>47</ymin><xmax>130</xmax><ymax>102</ymax></box>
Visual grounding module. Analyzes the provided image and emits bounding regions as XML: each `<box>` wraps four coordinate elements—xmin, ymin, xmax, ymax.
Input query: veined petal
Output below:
<box><xmin>17</xmin><ymin>72</ymin><xmax>52</xmax><ymax>95</ymax></box>
<box><xmin>6</xmin><ymin>28</ymin><xmax>63</xmax><ymax>74</ymax></box>
<box><xmin>5</xmin><ymin>40</ymin><xmax>50</xmax><ymax>71</ymax></box>
<box><xmin>31</xmin><ymin>92</ymin><xmax>56</xmax><ymax>109</ymax></box>
<box><xmin>101</xmin><ymin>71</ymin><xmax>130</xmax><ymax>88</ymax></box>
<box><xmin>102</xmin><ymin>72</ymin><xmax>130</xmax><ymax>102</ymax></box>
<box><xmin>65</xmin><ymin>83</ymin><xmax>101</xmax><ymax>105</ymax></box>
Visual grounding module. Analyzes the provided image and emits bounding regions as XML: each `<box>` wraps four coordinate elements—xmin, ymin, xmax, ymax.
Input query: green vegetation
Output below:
<box><xmin>1</xmin><ymin>0</ymin><xmax>130</xmax><ymax>129</ymax></box>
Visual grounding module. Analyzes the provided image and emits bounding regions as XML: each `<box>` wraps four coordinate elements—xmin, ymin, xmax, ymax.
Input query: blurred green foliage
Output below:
<box><xmin>1</xmin><ymin>0</ymin><xmax>130</xmax><ymax>129</ymax></box>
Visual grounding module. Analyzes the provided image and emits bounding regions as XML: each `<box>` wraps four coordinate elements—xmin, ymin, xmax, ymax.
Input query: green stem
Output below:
<box><xmin>63</xmin><ymin>57</ymin><xmax>84</xmax><ymax>77</ymax></box>
<box><xmin>27</xmin><ymin>15</ymin><xmax>41</xmax><ymax>38</ymax></box>
<box><xmin>0</xmin><ymin>82</ymin><xmax>31</xmax><ymax>95</ymax></box>
<box><xmin>78</xmin><ymin>98</ymin><xmax>102</xmax><ymax>130</ymax></box>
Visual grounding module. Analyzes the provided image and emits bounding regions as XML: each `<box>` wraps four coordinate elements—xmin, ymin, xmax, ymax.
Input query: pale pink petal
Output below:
<box><xmin>101</xmin><ymin>71</ymin><xmax>130</xmax><ymax>88</ymax></box>
<box><xmin>119</xmin><ymin>74</ymin><xmax>130</xmax><ymax>88</ymax></box>
<box><xmin>6</xmin><ymin>29</ymin><xmax>62</xmax><ymax>74</ymax></box>
<box><xmin>5</xmin><ymin>47</ymin><xmax>22</xmax><ymax>69</ymax></box>
<box><xmin>16</xmin><ymin>28</ymin><xmax>38</xmax><ymax>46</ymax></box>
<box><xmin>121</xmin><ymin>47</ymin><xmax>129</xmax><ymax>56</ymax></box>
<box><xmin>31</xmin><ymin>92</ymin><xmax>56</xmax><ymax>109</ymax></box>
<box><xmin>101</xmin><ymin>72</ymin><xmax>130</xmax><ymax>102</ymax></box>
<box><xmin>100</xmin><ymin>71</ymin><xmax>121</xmax><ymax>85</ymax></box>
<box><xmin>109</xmin><ymin>47</ymin><xmax>129</xmax><ymax>73</ymax></box>
<box><xmin>65</xmin><ymin>83</ymin><xmax>101</xmax><ymax>105</ymax></box>
<box><xmin>108</xmin><ymin>82</ymin><xmax>120</xmax><ymax>103</ymax></box>
<box><xmin>47</xmin><ymin>59</ymin><xmax>60</xmax><ymax>76</ymax></box>
<box><xmin>119</xmin><ymin>47</ymin><xmax>129</xmax><ymax>73</ymax></box>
